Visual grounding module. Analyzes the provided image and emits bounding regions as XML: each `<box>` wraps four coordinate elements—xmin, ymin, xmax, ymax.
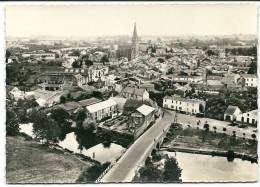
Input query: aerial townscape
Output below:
<box><xmin>5</xmin><ymin>5</ymin><xmax>258</xmax><ymax>184</ymax></box>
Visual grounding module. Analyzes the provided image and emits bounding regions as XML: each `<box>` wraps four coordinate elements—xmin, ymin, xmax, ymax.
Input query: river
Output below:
<box><xmin>19</xmin><ymin>123</ymin><xmax>257</xmax><ymax>182</ymax></box>
<box><xmin>19</xmin><ymin>123</ymin><xmax>126</xmax><ymax>164</ymax></box>
<box><xmin>166</xmin><ymin>151</ymin><xmax>258</xmax><ymax>182</ymax></box>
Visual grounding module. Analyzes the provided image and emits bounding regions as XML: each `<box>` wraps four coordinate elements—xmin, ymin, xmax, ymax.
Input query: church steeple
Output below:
<box><xmin>132</xmin><ymin>22</ymin><xmax>138</xmax><ymax>41</ymax></box>
<box><xmin>131</xmin><ymin>22</ymin><xmax>139</xmax><ymax>60</ymax></box>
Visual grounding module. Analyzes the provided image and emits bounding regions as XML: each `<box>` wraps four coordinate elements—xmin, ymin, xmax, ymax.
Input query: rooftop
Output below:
<box><xmin>78</xmin><ymin>97</ymin><xmax>101</xmax><ymax>107</ymax></box>
<box><xmin>136</xmin><ymin>104</ymin><xmax>155</xmax><ymax>116</ymax></box>
<box><xmin>164</xmin><ymin>95</ymin><xmax>205</xmax><ymax>104</ymax></box>
<box><xmin>86</xmin><ymin>99</ymin><xmax>117</xmax><ymax>113</ymax></box>
<box><xmin>224</xmin><ymin>105</ymin><xmax>240</xmax><ymax>115</ymax></box>
<box><xmin>122</xmin><ymin>86</ymin><xmax>147</xmax><ymax>96</ymax></box>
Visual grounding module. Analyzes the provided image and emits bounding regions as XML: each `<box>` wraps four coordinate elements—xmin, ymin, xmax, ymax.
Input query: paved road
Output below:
<box><xmin>171</xmin><ymin>111</ymin><xmax>257</xmax><ymax>139</ymax></box>
<box><xmin>100</xmin><ymin>109</ymin><xmax>174</xmax><ymax>183</ymax></box>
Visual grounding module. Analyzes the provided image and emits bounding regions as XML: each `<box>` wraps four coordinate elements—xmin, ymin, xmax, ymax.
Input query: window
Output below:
<box><xmin>180</xmin><ymin>101</ymin><xmax>182</xmax><ymax>104</ymax></box>
<box><xmin>171</xmin><ymin>105</ymin><xmax>174</xmax><ymax>109</ymax></box>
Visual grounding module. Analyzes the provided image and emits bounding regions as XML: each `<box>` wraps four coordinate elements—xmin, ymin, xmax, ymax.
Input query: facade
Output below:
<box><xmin>163</xmin><ymin>95</ymin><xmax>206</xmax><ymax>114</ymax></box>
<box><xmin>236</xmin><ymin>110</ymin><xmax>257</xmax><ymax>126</ymax></box>
<box><xmin>38</xmin><ymin>72</ymin><xmax>78</xmax><ymax>91</ymax></box>
<box><xmin>131</xmin><ymin>23</ymin><xmax>139</xmax><ymax>60</ymax></box>
<box><xmin>129</xmin><ymin>104</ymin><xmax>155</xmax><ymax>138</ymax></box>
<box><xmin>241</xmin><ymin>74</ymin><xmax>257</xmax><ymax>88</ymax></box>
<box><xmin>121</xmin><ymin>86</ymin><xmax>149</xmax><ymax>101</ymax></box>
<box><xmin>86</xmin><ymin>98</ymin><xmax>118</xmax><ymax>121</ymax></box>
<box><xmin>89</xmin><ymin>64</ymin><xmax>109</xmax><ymax>82</ymax></box>
<box><xmin>224</xmin><ymin>105</ymin><xmax>242</xmax><ymax>121</ymax></box>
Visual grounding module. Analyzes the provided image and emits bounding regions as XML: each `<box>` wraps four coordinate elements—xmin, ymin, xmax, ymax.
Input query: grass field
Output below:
<box><xmin>6</xmin><ymin>136</ymin><xmax>94</xmax><ymax>184</ymax></box>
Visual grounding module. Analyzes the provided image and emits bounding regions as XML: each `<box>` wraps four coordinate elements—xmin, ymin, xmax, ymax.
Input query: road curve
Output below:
<box><xmin>100</xmin><ymin>109</ymin><xmax>174</xmax><ymax>183</ymax></box>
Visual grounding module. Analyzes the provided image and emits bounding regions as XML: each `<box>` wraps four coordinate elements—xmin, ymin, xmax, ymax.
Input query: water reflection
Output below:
<box><xmin>19</xmin><ymin>124</ymin><xmax>125</xmax><ymax>164</ymax></box>
<box><xmin>165</xmin><ymin>151</ymin><xmax>258</xmax><ymax>182</ymax></box>
<box><xmin>58</xmin><ymin>132</ymin><xmax>125</xmax><ymax>164</ymax></box>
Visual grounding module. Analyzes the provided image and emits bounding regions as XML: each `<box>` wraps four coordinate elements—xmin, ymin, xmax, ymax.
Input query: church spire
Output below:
<box><xmin>132</xmin><ymin>22</ymin><xmax>138</xmax><ymax>40</ymax></box>
<box><xmin>131</xmin><ymin>22</ymin><xmax>139</xmax><ymax>60</ymax></box>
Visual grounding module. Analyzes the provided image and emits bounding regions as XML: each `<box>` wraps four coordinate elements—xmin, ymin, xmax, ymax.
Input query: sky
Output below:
<box><xmin>5</xmin><ymin>4</ymin><xmax>258</xmax><ymax>38</ymax></box>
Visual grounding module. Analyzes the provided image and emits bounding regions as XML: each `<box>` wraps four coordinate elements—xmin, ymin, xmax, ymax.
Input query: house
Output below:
<box><xmin>129</xmin><ymin>104</ymin><xmax>155</xmax><ymax>138</ymax></box>
<box><xmin>221</xmin><ymin>73</ymin><xmax>240</xmax><ymax>87</ymax></box>
<box><xmin>163</xmin><ymin>95</ymin><xmax>206</xmax><ymax>114</ymax></box>
<box><xmin>224</xmin><ymin>105</ymin><xmax>242</xmax><ymax>121</ymax></box>
<box><xmin>110</xmin><ymin>96</ymin><xmax>127</xmax><ymax>113</ymax></box>
<box><xmin>86</xmin><ymin>98</ymin><xmax>118</xmax><ymax>121</ymax></box>
<box><xmin>88</xmin><ymin>64</ymin><xmax>109</xmax><ymax>82</ymax></box>
<box><xmin>241</xmin><ymin>74</ymin><xmax>257</xmax><ymax>88</ymax></box>
<box><xmin>37</xmin><ymin>72</ymin><xmax>78</xmax><ymax>91</ymax></box>
<box><xmin>236</xmin><ymin>110</ymin><xmax>257</xmax><ymax>126</ymax></box>
<box><xmin>121</xmin><ymin>86</ymin><xmax>149</xmax><ymax>101</ymax></box>
<box><xmin>56</xmin><ymin>101</ymin><xmax>81</xmax><ymax>114</ymax></box>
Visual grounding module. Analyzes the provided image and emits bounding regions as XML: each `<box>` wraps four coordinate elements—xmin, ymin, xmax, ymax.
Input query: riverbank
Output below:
<box><xmin>6</xmin><ymin>135</ymin><xmax>97</xmax><ymax>183</ymax></box>
<box><xmin>162</xmin><ymin>124</ymin><xmax>257</xmax><ymax>156</ymax></box>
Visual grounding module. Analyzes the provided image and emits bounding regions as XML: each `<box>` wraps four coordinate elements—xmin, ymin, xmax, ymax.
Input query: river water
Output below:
<box><xmin>19</xmin><ymin>123</ymin><xmax>125</xmax><ymax>164</ymax></box>
<box><xmin>166</xmin><ymin>151</ymin><xmax>258</xmax><ymax>182</ymax></box>
<box><xmin>19</xmin><ymin>123</ymin><xmax>258</xmax><ymax>182</ymax></box>
<box><xmin>58</xmin><ymin>132</ymin><xmax>126</xmax><ymax>164</ymax></box>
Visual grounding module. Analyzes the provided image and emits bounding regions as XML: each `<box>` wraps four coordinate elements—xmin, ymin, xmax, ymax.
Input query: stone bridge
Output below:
<box><xmin>97</xmin><ymin>110</ymin><xmax>175</xmax><ymax>183</ymax></box>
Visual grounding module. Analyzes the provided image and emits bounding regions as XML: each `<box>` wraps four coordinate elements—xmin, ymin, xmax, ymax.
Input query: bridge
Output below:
<box><xmin>97</xmin><ymin>109</ymin><xmax>174</xmax><ymax>183</ymax></box>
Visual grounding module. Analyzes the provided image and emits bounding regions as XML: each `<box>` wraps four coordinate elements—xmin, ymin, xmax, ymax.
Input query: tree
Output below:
<box><xmin>203</xmin><ymin>122</ymin><xmax>209</xmax><ymax>131</ymax></box>
<box><xmin>60</xmin><ymin>95</ymin><xmax>66</xmax><ymax>104</ymax></box>
<box><xmin>248</xmin><ymin>61</ymin><xmax>257</xmax><ymax>74</ymax></box>
<box><xmin>138</xmin><ymin>158</ymin><xmax>161</xmax><ymax>182</ymax></box>
<box><xmin>6</xmin><ymin>49</ymin><xmax>11</xmax><ymax>63</ymax></box>
<box><xmin>213</xmin><ymin>126</ymin><xmax>217</xmax><ymax>133</ymax></box>
<box><xmin>100</xmin><ymin>55</ymin><xmax>109</xmax><ymax>64</ymax></box>
<box><xmin>163</xmin><ymin>157</ymin><xmax>182</xmax><ymax>182</ymax></box>
<box><xmin>251</xmin><ymin>134</ymin><xmax>256</xmax><ymax>142</ymax></box>
<box><xmin>223</xmin><ymin>127</ymin><xmax>227</xmax><ymax>135</ymax></box>
<box><xmin>76</xmin><ymin>162</ymin><xmax>111</xmax><ymax>183</ymax></box>
<box><xmin>85</xmin><ymin>59</ymin><xmax>93</xmax><ymax>67</ymax></box>
<box><xmin>6</xmin><ymin>109</ymin><xmax>20</xmax><ymax>136</ymax></box>
<box><xmin>30</xmin><ymin>110</ymin><xmax>62</xmax><ymax>143</ymax></box>
<box><xmin>82</xmin><ymin>118</ymin><xmax>96</xmax><ymax>133</ymax></box>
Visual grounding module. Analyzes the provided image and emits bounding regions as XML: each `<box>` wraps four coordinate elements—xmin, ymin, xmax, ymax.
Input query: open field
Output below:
<box><xmin>6</xmin><ymin>136</ymin><xmax>94</xmax><ymax>184</ymax></box>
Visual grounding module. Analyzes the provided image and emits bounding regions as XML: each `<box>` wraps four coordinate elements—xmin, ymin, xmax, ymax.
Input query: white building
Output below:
<box><xmin>86</xmin><ymin>98</ymin><xmax>118</xmax><ymax>121</ymax></box>
<box><xmin>163</xmin><ymin>95</ymin><xmax>206</xmax><ymax>114</ymax></box>
<box><xmin>224</xmin><ymin>105</ymin><xmax>242</xmax><ymax>121</ymax></box>
<box><xmin>236</xmin><ymin>110</ymin><xmax>257</xmax><ymax>126</ymax></box>
<box><xmin>89</xmin><ymin>65</ymin><xmax>109</xmax><ymax>82</ymax></box>
<box><xmin>121</xmin><ymin>86</ymin><xmax>149</xmax><ymax>101</ymax></box>
<box><xmin>241</xmin><ymin>74</ymin><xmax>257</xmax><ymax>88</ymax></box>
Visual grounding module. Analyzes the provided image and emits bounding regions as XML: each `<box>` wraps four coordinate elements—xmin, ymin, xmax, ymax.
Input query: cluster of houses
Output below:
<box><xmin>224</xmin><ymin>105</ymin><xmax>257</xmax><ymax>126</ymax></box>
